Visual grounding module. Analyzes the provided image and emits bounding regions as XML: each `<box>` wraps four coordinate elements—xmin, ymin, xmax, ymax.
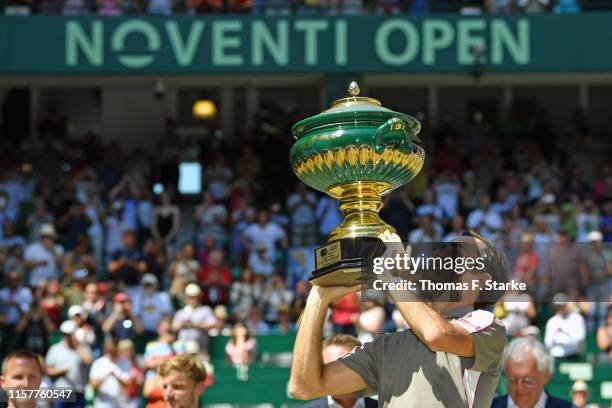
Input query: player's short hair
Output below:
<box><xmin>1</xmin><ymin>349</ymin><xmax>44</xmax><ymax>375</ymax></box>
<box><xmin>461</xmin><ymin>229</ymin><xmax>509</xmax><ymax>310</ymax></box>
<box><xmin>322</xmin><ymin>334</ymin><xmax>362</xmax><ymax>351</ymax></box>
<box><xmin>159</xmin><ymin>355</ymin><xmax>206</xmax><ymax>383</ymax></box>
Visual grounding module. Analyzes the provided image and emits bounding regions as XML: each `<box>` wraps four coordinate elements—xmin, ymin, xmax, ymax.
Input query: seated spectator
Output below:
<box><xmin>108</xmin><ymin>229</ymin><xmax>144</xmax><ymax>296</ymax></box>
<box><xmin>195</xmin><ymin>191</ymin><xmax>228</xmax><ymax>246</ymax></box>
<box><xmin>492</xmin><ymin>337</ymin><xmax>575</xmax><ymax>408</ymax></box>
<box><xmin>230</xmin><ymin>267</ymin><xmax>256</xmax><ymax>321</ymax></box>
<box><xmin>169</xmin><ymin>242</ymin><xmax>200</xmax><ymax>306</ymax></box>
<box><xmin>24</xmin><ymin>223</ymin><xmax>64</xmax><ymax>288</ymax></box>
<box><xmin>82</xmin><ymin>282</ymin><xmax>107</xmax><ymax>332</ymax></box>
<box><xmin>147</xmin><ymin>0</ymin><xmax>172</xmax><ymax>14</ymax></box>
<box><xmin>330</xmin><ymin>292</ymin><xmax>359</xmax><ymax>336</ymax></box>
<box><xmin>172</xmin><ymin>283</ymin><xmax>217</xmax><ymax>353</ymax></box>
<box><xmin>140</xmin><ymin>239</ymin><xmax>165</xmax><ymax>284</ymax></box>
<box><xmin>26</xmin><ymin>197</ymin><xmax>54</xmax><ymax>242</ymax></box>
<box><xmin>571</xmin><ymin>380</ymin><xmax>598</xmax><ymax>408</ymax></box>
<box><xmin>244</xmin><ymin>305</ymin><xmax>270</xmax><ymax>335</ymax></box>
<box><xmin>46</xmin><ymin>320</ymin><xmax>92</xmax><ymax>408</ymax></box>
<box><xmin>143</xmin><ymin>318</ymin><xmax>176</xmax><ymax>375</ymax></box>
<box><xmin>466</xmin><ymin>194</ymin><xmax>502</xmax><ymax>240</ymax></box>
<box><xmin>209</xmin><ymin>305</ymin><xmax>232</xmax><ymax>336</ymax></box>
<box><xmin>271</xmin><ymin>304</ymin><xmax>295</xmax><ymax>335</ymax></box>
<box><xmin>242</xmin><ymin>209</ymin><xmax>287</xmax><ymax>269</ymax></box>
<box><xmin>58</xmin><ymin>203</ymin><xmax>91</xmax><ymax>251</ymax></box>
<box><xmin>286</xmin><ymin>183</ymin><xmax>317</xmax><ymax>247</ymax></box>
<box><xmin>408</xmin><ymin>214</ymin><xmax>442</xmax><ymax>243</ymax></box>
<box><xmin>582</xmin><ymin>230</ymin><xmax>611</xmax><ymax>330</ymax></box>
<box><xmin>0</xmin><ymin>220</ymin><xmax>26</xmax><ymax>250</ymax></box>
<box><xmin>38</xmin><ymin>279</ymin><xmax>63</xmax><ymax>327</ymax></box>
<box><xmin>516</xmin><ymin>0</ymin><xmax>549</xmax><ymax>12</ymax></box>
<box><xmin>132</xmin><ymin>273</ymin><xmax>173</xmax><ymax>335</ymax></box>
<box><xmin>596</xmin><ymin>305</ymin><xmax>612</xmax><ymax>357</ymax></box>
<box><xmin>225</xmin><ymin>322</ymin><xmax>257</xmax><ymax>381</ymax></box>
<box><xmin>248</xmin><ymin>242</ymin><xmax>275</xmax><ymax>276</ymax></box>
<box><xmin>89</xmin><ymin>336</ymin><xmax>132</xmax><ymax>408</ymax></box>
<box><xmin>513</xmin><ymin>234</ymin><xmax>539</xmax><ymax>287</ymax></box>
<box><xmin>199</xmin><ymin>249</ymin><xmax>232</xmax><ymax>306</ymax></box>
<box><xmin>97</xmin><ymin>0</ymin><xmax>122</xmax><ymax>15</ymax></box>
<box><xmin>101</xmin><ymin>292</ymin><xmax>144</xmax><ymax>341</ymax></box>
<box><xmin>104</xmin><ymin>201</ymin><xmax>130</xmax><ymax>261</ymax></box>
<box><xmin>315</xmin><ymin>195</ymin><xmax>342</xmax><ymax>244</ymax></box>
<box><xmin>544</xmin><ymin>293</ymin><xmax>586</xmax><ymax>358</ymax></box>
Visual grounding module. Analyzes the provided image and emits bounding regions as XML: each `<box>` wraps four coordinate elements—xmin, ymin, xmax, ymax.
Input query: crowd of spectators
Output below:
<box><xmin>0</xmin><ymin>0</ymin><xmax>592</xmax><ymax>16</ymax></box>
<box><xmin>0</xmin><ymin>99</ymin><xmax>610</xmax><ymax>406</ymax></box>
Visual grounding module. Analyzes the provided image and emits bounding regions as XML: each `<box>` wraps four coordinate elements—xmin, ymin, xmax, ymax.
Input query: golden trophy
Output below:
<box><xmin>289</xmin><ymin>82</ymin><xmax>424</xmax><ymax>286</ymax></box>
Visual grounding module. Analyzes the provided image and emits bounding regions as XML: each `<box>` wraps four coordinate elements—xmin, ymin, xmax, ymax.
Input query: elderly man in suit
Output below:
<box><xmin>298</xmin><ymin>334</ymin><xmax>377</xmax><ymax>408</ymax></box>
<box><xmin>491</xmin><ymin>337</ymin><xmax>576</xmax><ymax>408</ymax></box>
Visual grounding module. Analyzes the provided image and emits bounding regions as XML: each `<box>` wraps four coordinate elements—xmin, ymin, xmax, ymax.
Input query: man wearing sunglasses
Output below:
<box><xmin>492</xmin><ymin>337</ymin><xmax>576</xmax><ymax>408</ymax></box>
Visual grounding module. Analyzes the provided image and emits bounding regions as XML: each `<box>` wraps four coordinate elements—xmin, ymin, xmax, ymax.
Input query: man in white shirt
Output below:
<box><xmin>172</xmin><ymin>284</ymin><xmax>217</xmax><ymax>352</ymax></box>
<box><xmin>466</xmin><ymin>195</ymin><xmax>503</xmax><ymax>240</ymax></box>
<box><xmin>24</xmin><ymin>224</ymin><xmax>64</xmax><ymax>287</ymax></box>
<box><xmin>544</xmin><ymin>293</ymin><xmax>586</xmax><ymax>358</ymax></box>
<box><xmin>89</xmin><ymin>337</ymin><xmax>132</xmax><ymax>408</ymax></box>
<box><xmin>132</xmin><ymin>273</ymin><xmax>173</xmax><ymax>333</ymax></box>
<box><xmin>242</xmin><ymin>209</ymin><xmax>287</xmax><ymax>261</ymax></box>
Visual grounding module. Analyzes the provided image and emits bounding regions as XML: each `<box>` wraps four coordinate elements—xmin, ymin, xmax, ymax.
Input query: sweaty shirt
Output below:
<box><xmin>339</xmin><ymin>306</ymin><xmax>506</xmax><ymax>408</ymax></box>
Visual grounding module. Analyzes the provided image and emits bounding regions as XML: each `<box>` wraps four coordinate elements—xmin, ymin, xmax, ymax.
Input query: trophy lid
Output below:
<box><xmin>291</xmin><ymin>81</ymin><xmax>420</xmax><ymax>140</ymax></box>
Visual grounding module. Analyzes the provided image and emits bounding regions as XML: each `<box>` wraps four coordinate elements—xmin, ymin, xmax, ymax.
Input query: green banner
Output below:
<box><xmin>1</xmin><ymin>14</ymin><xmax>611</xmax><ymax>74</ymax></box>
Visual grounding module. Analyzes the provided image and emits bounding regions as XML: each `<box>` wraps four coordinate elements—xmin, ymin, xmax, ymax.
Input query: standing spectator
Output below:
<box><xmin>581</xmin><ymin>230</ymin><xmax>612</xmax><ymax>330</ymax></box>
<box><xmin>596</xmin><ymin>305</ymin><xmax>612</xmax><ymax>356</ymax></box>
<box><xmin>101</xmin><ymin>292</ymin><xmax>144</xmax><ymax>341</ymax></box>
<box><xmin>242</xmin><ymin>209</ymin><xmax>287</xmax><ymax>262</ymax></box>
<box><xmin>57</xmin><ymin>203</ymin><xmax>91</xmax><ymax>251</ymax></box>
<box><xmin>172</xmin><ymin>283</ymin><xmax>217</xmax><ymax>353</ymax></box>
<box><xmin>139</xmin><ymin>239</ymin><xmax>165</xmax><ymax>284</ymax></box>
<box><xmin>230</xmin><ymin>267</ymin><xmax>256</xmax><ymax>321</ymax></box>
<box><xmin>545</xmin><ymin>229</ymin><xmax>582</xmax><ymax>297</ymax></box>
<box><xmin>89</xmin><ymin>336</ymin><xmax>132</xmax><ymax>408</ymax></box>
<box><xmin>136</xmin><ymin>189</ymin><xmax>154</xmax><ymax>245</ymax></box>
<box><xmin>118</xmin><ymin>339</ymin><xmax>144</xmax><ymax>408</ymax></box>
<box><xmin>513</xmin><ymin>234</ymin><xmax>540</xmax><ymax>288</ymax></box>
<box><xmin>24</xmin><ymin>224</ymin><xmax>64</xmax><ymax>288</ymax></box>
<box><xmin>434</xmin><ymin>172</ymin><xmax>460</xmax><ymax>220</ymax></box>
<box><xmin>576</xmin><ymin>199</ymin><xmax>600</xmax><ymax>242</ymax></box>
<box><xmin>105</xmin><ymin>201</ymin><xmax>130</xmax><ymax>262</ymax></box>
<box><xmin>286</xmin><ymin>183</ymin><xmax>317</xmax><ymax>247</ymax></box>
<box><xmin>199</xmin><ymin>249</ymin><xmax>232</xmax><ymax>306</ymax></box>
<box><xmin>132</xmin><ymin>273</ymin><xmax>173</xmax><ymax>335</ymax></box>
<box><xmin>492</xmin><ymin>337</ymin><xmax>574</xmax><ymax>408</ymax></box>
<box><xmin>500</xmin><ymin>289</ymin><xmax>536</xmax><ymax>337</ymax></box>
<box><xmin>315</xmin><ymin>196</ymin><xmax>342</xmax><ymax>243</ymax></box>
<box><xmin>408</xmin><ymin>214</ymin><xmax>442</xmax><ymax>243</ymax></box>
<box><xmin>205</xmin><ymin>155</ymin><xmax>233</xmax><ymax>202</ymax></box>
<box><xmin>107</xmin><ymin>229</ymin><xmax>144</xmax><ymax>296</ymax></box>
<box><xmin>68</xmin><ymin>305</ymin><xmax>96</xmax><ymax>352</ymax></box>
<box><xmin>330</xmin><ymin>292</ymin><xmax>359</xmax><ymax>336</ymax></box>
<box><xmin>271</xmin><ymin>304</ymin><xmax>295</xmax><ymax>335</ymax></box>
<box><xmin>466</xmin><ymin>194</ymin><xmax>503</xmax><ymax>239</ymax></box>
<box><xmin>195</xmin><ymin>191</ymin><xmax>228</xmax><ymax>248</ymax></box>
<box><xmin>82</xmin><ymin>282</ymin><xmax>107</xmax><ymax>334</ymax></box>
<box><xmin>15</xmin><ymin>296</ymin><xmax>54</xmax><ymax>356</ymax></box>
<box><xmin>225</xmin><ymin>322</ymin><xmax>257</xmax><ymax>381</ymax></box>
<box><xmin>169</xmin><ymin>242</ymin><xmax>200</xmax><ymax>306</ymax></box>
<box><xmin>45</xmin><ymin>320</ymin><xmax>92</xmax><ymax>408</ymax></box>
<box><xmin>63</xmin><ymin>235</ymin><xmax>97</xmax><ymax>279</ymax></box>
<box><xmin>151</xmin><ymin>191</ymin><xmax>180</xmax><ymax>256</ymax></box>
<box><xmin>0</xmin><ymin>270</ymin><xmax>32</xmax><ymax>334</ymax></box>
<box><xmin>544</xmin><ymin>293</ymin><xmax>586</xmax><ymax>358</ymax></box>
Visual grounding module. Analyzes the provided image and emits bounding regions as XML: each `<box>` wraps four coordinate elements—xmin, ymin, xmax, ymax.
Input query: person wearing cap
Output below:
<box><xmin>89</xmin><ymin>336</ymin><xmax>132</xmax><ymax>408</ymax></box>
<box><xmin>290</xmin><ymin>230</ymin><xmax>508</xmax><ymax>408</ymax></box>
<box><xmin>172</xmin><ymin>283</ymin><xmax>217</xmax><ymax>353</ymax></box>
<box><xmin>68</xmin><ymin>304</ymin><xmax>96</xmax><ymax>352</ymax></box>
<box><xmin>24</xmin><ymin>223</ymin><xmax>65</xmax><ymax>288</ymax></box>
<box><xmin>297</xmin><ymin>334</ymin><xmax>378</xmax><ymax>408</ymax></box>
<box><xmin>582</xmin><ymin>230</ymin><xmax>612</xmax><ymax>330</ymax></box>
<box><xmin>544</xmin><ymin>293</ymin><xmax>586</xmax><ymax>358</ymax></box>
<box><xmin>132</xmin><ymin>273</ymin><xmax>174</xmax><ymax>335</ymax></box>
<box><xmin>45</xmin><ymin>319</ymin><xmax>92</xmax><ymax>407</ymax></box>
<box><xmin>101</xmin><ymin>292</ymin><xmax>143</xmax><ymax>341</ymax></box>
<box><xmin>492</xmin><ymin>337</ymin><xmax>576</xmax><ymax>408</ymax></box>
<box><xmin>570</xmin><ymin>380</ymin><xmax>598</xmax><ymax>408</ymax></box>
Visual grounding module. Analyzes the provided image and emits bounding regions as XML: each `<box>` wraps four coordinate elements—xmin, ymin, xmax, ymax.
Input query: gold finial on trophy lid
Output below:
<box><xmin>327</xmin><ymin>82</ymin><xmax>382</xmax><ymax>111</ymax></box>
<box><xmin>348</xmin><ymin>81</ymin><xmax>360</xmax><ymax>97</ymax></box>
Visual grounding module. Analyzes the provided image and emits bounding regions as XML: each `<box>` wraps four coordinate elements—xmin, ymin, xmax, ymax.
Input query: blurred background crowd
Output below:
<box><xmin>0</xmin><ymin>0</ymin><xmax>605</xmax><ymax>17</ymax></box>
<box><xmin>0</xmin><ymin>97</ymin><xmax>610</xmax><ymax>407</ymax></box>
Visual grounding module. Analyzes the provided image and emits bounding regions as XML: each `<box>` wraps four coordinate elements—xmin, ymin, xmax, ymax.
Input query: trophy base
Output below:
<box><xmin>308</xmin><ymin>237</ymin><xmax>381</xmax><ymax>287</ymax></box>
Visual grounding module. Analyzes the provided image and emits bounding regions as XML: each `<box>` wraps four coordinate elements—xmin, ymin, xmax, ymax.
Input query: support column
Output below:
<box><xmin>220</xmin><ymin>86</ymin><xmax>234</xmax><ymax>140</ymax></box>
<box><xmin>245</xmin><ymin>86</ymin><xmax>259</xmax><ymax>127</ymax></box>
<box><xmin>29</xmin><ymin>86</ymin><xmax>41</xmax><ymax>138</ymax></box>
<box><xmin>427</xmin><ymin>85</ymin><xmax>438</xmax><ymax>127</ymax></box>
<box><xmin>578</xmin><ymin>84</ymin><xmax>589</xmax><ymax>110</ymax></box>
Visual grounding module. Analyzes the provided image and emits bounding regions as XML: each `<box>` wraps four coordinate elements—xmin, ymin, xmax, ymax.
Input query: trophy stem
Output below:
<box><xmin>328</xmin><ymin>181</ymin><xmax>396</xmax><ymax>242</ymax></box>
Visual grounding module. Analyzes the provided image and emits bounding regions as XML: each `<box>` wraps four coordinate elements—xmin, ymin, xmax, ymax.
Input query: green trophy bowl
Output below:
<box><xmin>290</xmin><ymin>82</ymin><xmax>425</xmax><ymax>286</ymax></box>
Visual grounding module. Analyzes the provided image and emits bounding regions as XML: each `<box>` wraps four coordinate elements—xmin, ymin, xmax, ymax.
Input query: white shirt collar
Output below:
<box><xmin>508</xmin><ymin>391</ymin><xmax>547</xmax><ymax>408</ymax></box>
<box><xmin>327</xmin><ymin>395</ymin><xmax>365</xmax><ymax>408</ymax></box>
